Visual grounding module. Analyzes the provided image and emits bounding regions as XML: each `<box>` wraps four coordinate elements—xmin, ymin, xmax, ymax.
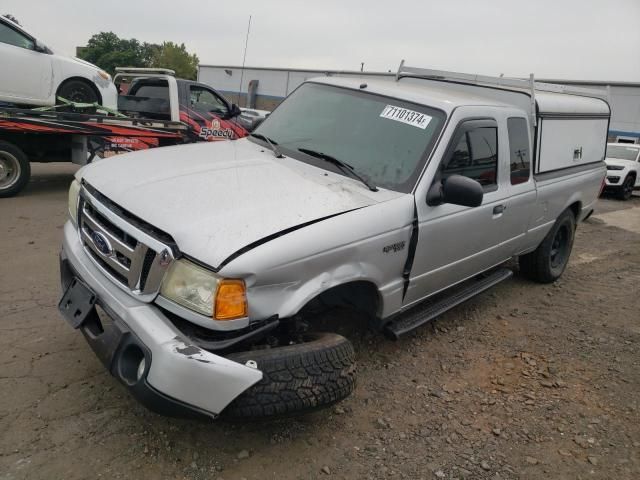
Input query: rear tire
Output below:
<box><xmin>56</xmin><ymin>79</ymin><xmax>99</xmax><ymax>104</ymax></box>
<box><xmin>519</xmin><ymin>209</ymin><xmax>576</xmax><ymax>283</ymax></box>
<box><xmin>222</xmin><ymin>332</ymin><xmax>356</xmax><ymax>419</ymax></box>
<box><xmin>0</xmin><ymin>140</ymin><xmax>30</xmax><ymax>198</ymax></box>
<box><xmin>617</xmin><ymin>175</ymin><xmax>635</xmax><ymax>200</ymax></box>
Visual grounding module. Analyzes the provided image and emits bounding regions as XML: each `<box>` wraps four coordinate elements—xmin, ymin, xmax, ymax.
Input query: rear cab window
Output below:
<box><xmin>507</xmin><ymin>117</ymin><xmax>531</xmax><ymax>184</ymax></box>
<box><xmin>133</xmin><ymin>83</ymin><xmax>170</xmax><ymax>101</ymax></box>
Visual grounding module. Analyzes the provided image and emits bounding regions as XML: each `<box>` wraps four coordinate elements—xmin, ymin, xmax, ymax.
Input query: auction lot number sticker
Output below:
<box><xmin>380</xmin><ymin>105</ymin><xmax>432</xmax><ymax>129</ymax></box>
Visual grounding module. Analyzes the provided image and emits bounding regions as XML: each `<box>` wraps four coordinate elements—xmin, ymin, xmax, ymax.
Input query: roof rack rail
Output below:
<box><xmin>395</xmin><ymin>60</ymin><xmax>604</xmax><ymax>97</ymax></box>
<box><xmin>395</xmin><ymin>60</ymin><xmax>605</xmax><ymax>127</ymax></box>
<box><xmin>114</xmin><ymin>67</ymin><xmax>176</xmax><ymax>76</ymax></box>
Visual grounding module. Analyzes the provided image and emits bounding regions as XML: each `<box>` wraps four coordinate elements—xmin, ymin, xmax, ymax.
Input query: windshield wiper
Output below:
<box><xmin>298</xmin><ymin>148</ymin><xmax>378</xmax><ymax>192</ymax></box>
<box><xmin>250</xmin><ymin>133</ymin><xmax>283</xmax><ymax>158</ymax></box>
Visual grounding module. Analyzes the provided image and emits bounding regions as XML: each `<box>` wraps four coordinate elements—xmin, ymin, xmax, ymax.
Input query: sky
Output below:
<box><xmin>3</xmin><ymin>0</ymin><xmax>640</xmax><ymax>82</ymax></box>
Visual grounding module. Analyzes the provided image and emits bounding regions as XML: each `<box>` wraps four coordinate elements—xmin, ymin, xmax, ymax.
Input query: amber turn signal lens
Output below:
<box><xmin>214</xmin><ymin>279</ymin><xmax>247</xmax><ymax>320</ymax></box>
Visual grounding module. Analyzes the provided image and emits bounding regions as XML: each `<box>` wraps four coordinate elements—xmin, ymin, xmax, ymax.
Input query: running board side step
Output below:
<box><xmin>384</xmin><ymin>267</ymin><xmax>513</xmax><ymax>340</ymax></box>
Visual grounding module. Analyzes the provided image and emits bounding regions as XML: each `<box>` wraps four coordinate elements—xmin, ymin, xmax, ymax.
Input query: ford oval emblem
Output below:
<box><xmin>159</xmin><ymin>248</ymin><xmax>171</xmax><ymax>266</ymax></box>
<box><xmin>91</xmin><ymin>231</ymin><xmax>112</xmax><ymax>256</ymax></box>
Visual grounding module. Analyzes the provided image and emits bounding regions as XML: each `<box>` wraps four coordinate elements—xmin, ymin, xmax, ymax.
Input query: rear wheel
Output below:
<box><xmin>0</xmin><ymin>140</ymin><xmax>30</xmax><ymax>198</ymax></box>
<box><xmin>617</xmin><ymin>175</ymin><xmax>635</xmax><ymax>200</ymax></box>
<box><xmin>222</xmin><ymin>332</ymin><xmax>356</xmax><ymax>419</ymax></box>
<box><xmin>519</xmin><ymin>209</ymin><xmax>576</xmax><ymax>283</ymax></box>
<box><xmin>56</xmin><ymin>79</ymin><xmax>99</xmax><ymax>104</ymax></box>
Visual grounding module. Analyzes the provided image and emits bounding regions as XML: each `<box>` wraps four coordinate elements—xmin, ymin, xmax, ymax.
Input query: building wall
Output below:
<box><xmin>198</xmin><ymin>65</ymin><xmax>390</xmax><ymax>111</ymax></box>
<box><xmin>199</xmin><ymin>65</ymin><xmax>640</xmax><ymax>142</ymax></box>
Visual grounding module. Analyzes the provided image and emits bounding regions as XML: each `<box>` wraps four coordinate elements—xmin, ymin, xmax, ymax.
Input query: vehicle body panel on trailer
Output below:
<box><xmin>0</xmin><ymin>67</ymin><xmax>250</xmax><ymax>197</ymax></box>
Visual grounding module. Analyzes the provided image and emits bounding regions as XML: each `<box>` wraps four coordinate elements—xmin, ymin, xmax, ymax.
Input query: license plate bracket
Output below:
<box><xmin>58</xmin><ymin>278</ymin><xmax>97</xmax><ymax>329</ymax></box>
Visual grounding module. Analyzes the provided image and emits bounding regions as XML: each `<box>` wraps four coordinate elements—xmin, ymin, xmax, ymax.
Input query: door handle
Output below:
<box><xmin>493</xmin><ymin>204</ymin><xmax>506</xmax><ymax>215</ymax></box>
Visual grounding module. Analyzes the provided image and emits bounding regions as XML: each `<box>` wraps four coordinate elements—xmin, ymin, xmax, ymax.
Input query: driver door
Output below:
<box><xmin>403</xmin><ymin>109</ymin><xmax>512</xmax><ymax>307</ymax></box>
<box><xmin>0</xmin><ymin>19</ymin><xmax>52</xmax><ymax>104</ymax></box>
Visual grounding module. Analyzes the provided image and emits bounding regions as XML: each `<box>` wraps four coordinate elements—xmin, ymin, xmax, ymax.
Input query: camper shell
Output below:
<box><xmin>392</xmin><ymin>63</ymin><xmax>611</xmax><ymax>175</ymax></box>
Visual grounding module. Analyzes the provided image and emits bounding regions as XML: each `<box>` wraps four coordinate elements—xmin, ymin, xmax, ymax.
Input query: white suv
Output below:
<box><xmin>604</xmin><ymin>143</ymin><xmax>640</xmax><ymax>200</ymax></box>
<box><xmin>0</xmin><ymin>16</ymin><xmax>117</xmax><ymax>109</ymax></box>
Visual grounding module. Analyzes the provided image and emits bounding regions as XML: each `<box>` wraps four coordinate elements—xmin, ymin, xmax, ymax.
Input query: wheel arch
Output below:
<box><xmin>292</xmin><ymin>279</ymin><xmax>383</xmax><ymax>320</ymax></box>
<box><xmin>567</xmin><ymin>200</ymin><xmax>582</xmax><ymax>220</ymax></box>
<box><xmin>55</xmin><ymin>76</ymin><xmax>102</xmax><ymax>104</ymax></box>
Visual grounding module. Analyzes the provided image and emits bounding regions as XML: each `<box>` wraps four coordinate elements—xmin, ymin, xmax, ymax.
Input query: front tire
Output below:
<box><xmin>0</xmin><ymin>140</ymin><xmax>30</xmax><ymax>198</ymax></box>
<box><xmin>222</xmin><ymin>332</ymin><xmax>356</xmax><ymax>419</ymax></box>
<box><xmin>56</xmin><ymin>79</ymin><xmax>99</xmax><ymax>104</ymax></box>
<box><xmin>617</xmin><ymin>175</ymin><xmax>635</xmax><ymax>200</ymax></box>
<box><xmin>519</xmin><ymin>209</ymin><xmax>576</xmax><ymax>283</ymax></box>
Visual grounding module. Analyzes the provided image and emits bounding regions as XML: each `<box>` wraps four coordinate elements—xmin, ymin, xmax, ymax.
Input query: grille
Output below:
<box><xmin>78</xmin><ymin>186</ymin><xmax>174</xmax><ymax>296</ymax></box>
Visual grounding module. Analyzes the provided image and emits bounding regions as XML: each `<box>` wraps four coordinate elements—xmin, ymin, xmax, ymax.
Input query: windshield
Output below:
<box><xmin>607</xmin><ymin>144</ymin><xmax>640</xmax><ymax>161</ymax></box>
<box><xmin>252</xmin><ymin>83</ymin><xmax>446</xmax><ymax>192</ymax></box>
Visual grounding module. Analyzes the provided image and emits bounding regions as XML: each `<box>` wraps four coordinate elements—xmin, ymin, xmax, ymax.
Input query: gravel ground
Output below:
<box><xmin>1</xmin><ymin>163</ymin><xmax>639</xmax><ymax>480</ymax></box>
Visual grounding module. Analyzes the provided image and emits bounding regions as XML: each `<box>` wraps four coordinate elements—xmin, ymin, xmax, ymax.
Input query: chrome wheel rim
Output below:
<box><xmin>0</xmin><ymin>151</ymin><xmax>21</xmax><ymax>191</ymax></box>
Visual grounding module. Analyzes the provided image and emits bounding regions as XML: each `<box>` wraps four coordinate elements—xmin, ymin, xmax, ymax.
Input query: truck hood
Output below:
<box><xmin>605</xmin><ymin>158</ymin><xmax>636</xmax><ymax>168</ymax></box>
<box><xmin>79</xmin><ymin>139</ymin><xmax>399</xmax><ymax>267</ymax></box>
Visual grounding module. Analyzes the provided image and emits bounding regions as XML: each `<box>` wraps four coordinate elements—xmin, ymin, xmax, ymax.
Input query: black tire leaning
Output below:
<box><xmin>222</xmin><ymin>332</ymin><xmax>356</xmax><ymax>419</ymax></box>
<box><xmin>56</xmin><ymin>79</ymin><xmax>99</xmax><ymax>104</ymax></box>
<box><xmin>0</xmin><ymin>140</ymin><xmax>30</xmax><ymax>198</ymax></box>
<box><xmin>519</xmin><ymin>209</ymin><xmax>576</xmax><ymax>283</ymax></box>
<box><xmin>617</xmin><ymin>175</ymin><xmax>635</xmax><ymax>201</ymax></box>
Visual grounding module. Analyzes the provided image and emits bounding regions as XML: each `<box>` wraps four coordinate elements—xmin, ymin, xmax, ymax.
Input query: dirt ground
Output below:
<box><xmin>1</xmin><ymin>163</ymin><xmax>639</xmax><ymax>480</ymax></box>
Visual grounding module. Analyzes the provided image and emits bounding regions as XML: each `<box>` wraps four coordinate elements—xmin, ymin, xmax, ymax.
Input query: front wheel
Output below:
<box><xmin>617</xmin><ymin>175</ymin><xmax>635</xmax><ymax>200</ymax></box>
<box><xmin>519</xmin><ymin>209</ymin><xmax>576</xmax><ymax>283</ymax></box>
<box><xmin>0</xmin><ymin>140</ymin><xmax>30</xmax><ymax>198</ymax></box>
<box><xmin>56</xmin><ymin>79</ymin><xmax>99</xmax><ymax>104</ymax></box>
<box><xmin>222</xmin><ymin>332</ymin><xmax>356</xmax><ymax>419</ymax></box>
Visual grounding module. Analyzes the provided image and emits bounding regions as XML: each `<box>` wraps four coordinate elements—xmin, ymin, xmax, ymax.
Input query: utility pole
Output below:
<box><xmin>238</xmin><ymin>15</ymin><xmax>252</xmax><ymax>106</ymax></box>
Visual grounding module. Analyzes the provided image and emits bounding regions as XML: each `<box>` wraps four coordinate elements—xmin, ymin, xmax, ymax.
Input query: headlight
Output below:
<box><xmin>68</xmin><ymin>180</ymin><xmax>81</xmax><ymax>225</ymax></box>
<box><xmin>606</xmin><ymin>164</ymin><xmax>624</xmax><ymax>171</ymax></box>
<box><xmin>97</xmin><ymin>70</ymin><xmax>111</xmax><ymax>81</ymax></box>
<box><xmin>160</xmin><ymin>259</ymin><xmax>247</xmax><ymax>320</ymax></box>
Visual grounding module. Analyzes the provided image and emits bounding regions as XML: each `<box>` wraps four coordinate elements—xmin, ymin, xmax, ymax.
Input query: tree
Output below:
<box><xmin>78</xmin><ymin>32</ymin><xmax>199</xmax><ymax>80</ymax></box>
<box><xmin>2</xmin><ymin>14</ymin><xmax>20</xmax><ymax>25</ymax></box>
<box><xmin>78</xmin><ymin>32</ymin><xmax>160</xmax><ymax>75</ymax></box>
<box><xmin>150</xmin><ymin>42</ymin><xmax>199</xmax><ymax>80</ymax></box>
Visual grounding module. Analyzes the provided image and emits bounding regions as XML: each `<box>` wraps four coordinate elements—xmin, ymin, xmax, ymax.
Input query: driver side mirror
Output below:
<box><xmin>427</xmin><ymin>174</ymin><xmax>484</xmax><ymax>207</ymax></box>
<box><xmin>229</xmin><ymin>103</ymin><xmax>242</xmax><ymax>118</ymax></box>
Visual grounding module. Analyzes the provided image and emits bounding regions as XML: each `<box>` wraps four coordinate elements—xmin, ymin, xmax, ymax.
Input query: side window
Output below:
<box><xmin>442</xmin><ymin>120</ymin><xmax>498</xmax><ymax>188</ymax></box>
<box><xmin>189</xmin><ymin>86</ymin><xmax>228</xmax><ymax>116</ymax></box>
<box><xmin>0</xmin><ymin>21</ymin><xmax>34</xmax><ymax>50</ymax></box>
<box><xmin>507</xmin><ymin>117</ymin><xmax>531</xmax><ymax>185</ymax></box>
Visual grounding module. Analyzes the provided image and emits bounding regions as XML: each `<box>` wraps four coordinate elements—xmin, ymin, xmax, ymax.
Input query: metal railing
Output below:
<box><xmin>395</xmin><ymin>60</ymin><xmax>606</xmax><ymax>126</ymax></box>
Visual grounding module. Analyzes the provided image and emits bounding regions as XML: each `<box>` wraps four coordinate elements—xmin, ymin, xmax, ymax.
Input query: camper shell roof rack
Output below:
<box><xmin>395</xmin><ymin>60</ymin><xmax>606</xmax><ymax>126</ymax></box>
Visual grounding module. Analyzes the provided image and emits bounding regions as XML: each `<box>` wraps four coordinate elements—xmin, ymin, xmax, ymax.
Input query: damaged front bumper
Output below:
<box><xmin>60</xmin><ymin>221</ymin><xmax>263</xmax><ymax>419</ymax></box>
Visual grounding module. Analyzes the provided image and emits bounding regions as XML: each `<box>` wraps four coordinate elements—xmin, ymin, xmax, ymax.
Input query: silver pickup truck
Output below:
<box><xmin>58</xmin><ymin>64</ymin><xmax>609</xmax><ymax>419</ymax></box>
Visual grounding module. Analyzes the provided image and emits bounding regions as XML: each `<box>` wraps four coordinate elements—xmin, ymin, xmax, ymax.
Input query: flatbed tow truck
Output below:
<box><xmin>0</xmin><ymin>68</ymin><xmax>249</xmax><ymax>197</ymax></box>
